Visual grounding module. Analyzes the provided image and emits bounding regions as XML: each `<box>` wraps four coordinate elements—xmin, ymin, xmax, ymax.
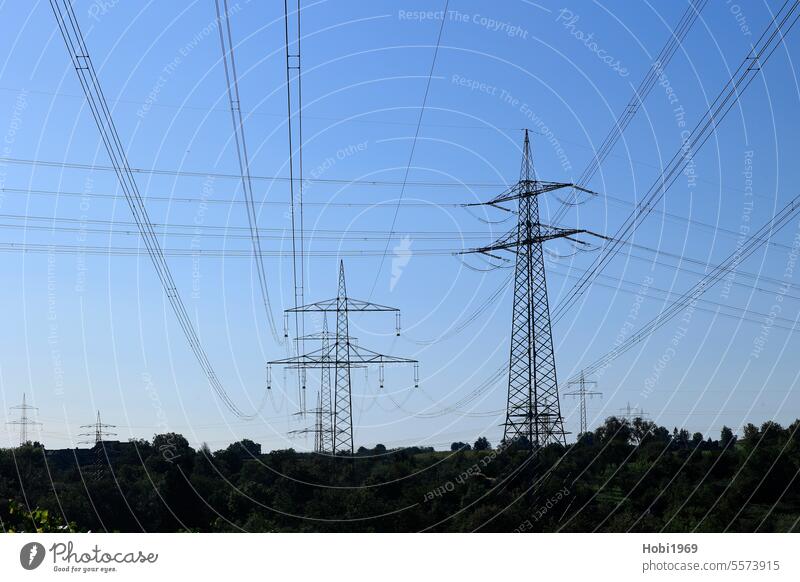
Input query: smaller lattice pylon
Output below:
<box><xmin>79</xmin><ymin>411</ymin><xmax>117</xmax><ymax>480</ymax></box>
<box><xmin>287</xmin><ymin>394</ymin><xmax>329</xmax><ymax>454</ymax></box>
<box><xmin>564</xmin><ymin>371</ymin><xmax>602</xmax><ymax>435</ymax></box>
<box><xmin>7</xmin><ymin>393</ymin><xmax>41</xmax><ymax>447</ymax></box>
<box><xmin>618</xmin><ymin>402</ymin><xmax>648</xmax><ymax>423</ymax></box>
<box><xmin>270</xmin><ymin>261</ymin><xmax>418</xmax><ymax>455</ymax></box>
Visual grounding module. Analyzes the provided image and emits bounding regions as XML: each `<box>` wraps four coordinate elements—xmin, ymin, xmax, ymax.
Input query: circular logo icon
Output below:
<box><xmin>20</xmin><ymin>542</ymin><xmax>46</xmax><ymax>570</ymax></box>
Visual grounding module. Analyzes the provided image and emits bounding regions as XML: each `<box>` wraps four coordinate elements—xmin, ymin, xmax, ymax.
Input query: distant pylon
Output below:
<box><xmin>565</xmin><ymin>371</ymin><xmax>602</xmax><ymax>435</ymax></box>
<box><xmin>7</xmin><ymin>393</ymin><xmax>41</xmax><ymax>446</ymax></box>
<box><xmin>464</xmin><ymin>130</ymin><xmax>601</xmax><ymax>449</ymax></box>
<box><xmin>270</xmin><ymin>261</ymin><xmax>418</xmax><ymax>455</ymax></box>
<box><xmin>286</xmin><ymin>316</ymin><xmax>335</xmax><ymax>453</ymax></box>
<box><xmin>318</xmin><ymin>316</ymin><xmax>334</xmax><ymax>453</ymax></box>
<box><xmin>80</xmin><ymin>410</ymin><xmax>117</xmax><ymax>445</ymax></box>
<box><xmin>314</xmin><ymin>391</ymin><xmax>324</xmax><ymax>453</ymax></box>
<box><xmin>618</xmin><ymin>402</ymin><xmax>648</xmax><ymax>423</ymax></box>
<box><xmin>79</xmin><ymin>411</ymin><xmax>116</xmax><ymax>480</ymax></box>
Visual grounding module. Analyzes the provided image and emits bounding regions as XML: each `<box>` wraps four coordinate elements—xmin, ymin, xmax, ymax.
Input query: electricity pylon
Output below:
<box><xmin>270</xmin><ymin>261</ymin><xmax>418</xmax><ymax>455</ymax></box>
<box><xmin>464</xmin><ymin>129</ymin><xmax>600</xmax><ymax>449</ymax></box>
<box><xmin>7</xmin><ymin>393</ymin><xmax>41</xmax><ymax>446</ymax></box>
<box><xmin>286</xmin><ymin>317</ymin><xmax>335</xmax><ymax>453</ymax></box>
<box><xmin>79</xmin><ymin>411</ymin><xmax>116</xmax><ymax>480</ymax></box>
<box><xmin>619</xmin><ymin>402</ymin><xmax>648</xmax><ymax>423</ymax></box>
<box><xmin>564</xmin><ymin>371</ymin><xmax>602</xmax><ymax>435</ymax></box>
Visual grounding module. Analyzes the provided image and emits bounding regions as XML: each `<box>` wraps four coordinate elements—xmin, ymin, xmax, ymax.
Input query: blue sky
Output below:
<box><xmin>0</xmin><ymin>0</ymin><xmax>798</xmax><ymax>451</ymax></box>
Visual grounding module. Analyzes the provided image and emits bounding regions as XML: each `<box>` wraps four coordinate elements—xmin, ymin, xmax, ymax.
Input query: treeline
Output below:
<box><xmin>1</xmin><ymin>417</ymin><xmax>799</xmax><ymax>532</ymax></box>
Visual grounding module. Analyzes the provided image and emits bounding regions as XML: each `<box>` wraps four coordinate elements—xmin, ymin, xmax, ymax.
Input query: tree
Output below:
<box><xmin>451</xmin><ymin>442</ymin><xmax>471</xmax><ymax>451</ymax></box>
<box><xmin>651</xmin><ymin>425</ymin><xmax>671</xmax><ymax>444</ymax></box>
<box><xmin>631</xmin><ymin>418</ymin><xmax>657</xmax><ymax>445</ymax></box>
<box><xmin>473</xmin><ymin>437</ymin><xmax>491</xmax><ymax>451</ymax></box>
<box><xmin>743</xmin><ymin>423</ymin><xmax>759</xmax><ymax>441</ymax></box>
<box><xmin>720</xmin><ymin>426</ymin><xmax>736</xmax><ymax>449</ymax></box>
<box><xmin>152</xmin><ymin>432</ymin><xmax>193</xmax><ymax>465</ymax></box>
<box><xmin>672</xmin><ymin>428</ymin><xmax>690</xmax><ymax>449</ymax></box>
<box><xmin>596</xmin><ymin>417</ymin><xmax>630</xmax><ymax>445</ymax></box>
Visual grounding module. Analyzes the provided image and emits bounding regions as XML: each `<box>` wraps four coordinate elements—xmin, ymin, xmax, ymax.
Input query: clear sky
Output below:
<box><xmin>0</xmin><ymin>0</ymin><xmax>798</xmax><ymax>451</ymax></box>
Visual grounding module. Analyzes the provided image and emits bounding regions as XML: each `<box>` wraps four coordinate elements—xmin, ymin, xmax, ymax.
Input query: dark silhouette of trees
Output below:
<box><xmin>721</xmin><ymin>426</ymin><xmax>736</xmax><ymax>449</ymax></box>
<box><xmin>1</xmin><ymin>419</ymin><xmax>799</xmax><ymax>532</ymax></box>
<box><xmin>473</xmin><ymin>437</ymin><xmax>491</xmax><ymax>451</ymax></box>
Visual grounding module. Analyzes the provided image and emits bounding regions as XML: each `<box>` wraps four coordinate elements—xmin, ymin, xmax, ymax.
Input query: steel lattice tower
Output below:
<box><xmin>619</xmin><ymin>402</ymin><xmax>648</xmax><ymax>423</ymax></box>
<box><xmin>465</xmin><ymin>130</ymin><xmax>601</xmax><ymax>448</ymax></box>
<box><xmin>565</xmin><ymin>371</ymin><xmax>602</xmax><ymax>435</ymax></box>
<box><xmin>318</xmin><ymin>316</ymin><xmax>334</xmax><ymax>453</ymax></box>
<box><xmin>333</xmin><ymin>264</ymin><xmax>354</xmax><ymax>452</ymax></box>
<box><xmin>270</xmin><ymin>261</ymin><xmax>418</xmax><ymax>455</ymax></box>
<box><xmin>7</xmin><ymin>393</ymin><xmax>41</xmax><ymax>447</ymax></box>
<box><xmin>80</xmin><ymin>411</ymin><xmax>117</xmax><ymax>480</ymax></box>
<box><xmin>286</xmin><ymin>316</ymin><xmax>336</xmax><ymax>453</ymax></box>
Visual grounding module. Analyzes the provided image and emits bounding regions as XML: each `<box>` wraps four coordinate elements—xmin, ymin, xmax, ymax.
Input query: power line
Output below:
<box><xmin>0</xmin><ymin>155</ymin><xmax>507</xmax><ymax>189</ymax></box>
<box><xmin>2</xmin><ymin>185</ymin><xmax>474</xmax><ymax>208</ymax></box>
<box><xmin>48</xmin><ymin>0</ymin><xmax>267</xmax><ymax>419</ymax></box>
<box><xmin>3</xmin><ymin>184</ymin><xmax>793</xmax><ymax>255</ymax></box>
<box><xmin>569</xmin><ymin>190</ymin><xmax>800</xmax><ymax>381</ymax></box>
<box><xmin>549</xmin><ymin>264</ymin><xmax>800</xmax><ymax>334</ymax></box>
<box><xmin>283</xmin><ymin>0</ymin><xmax>307</xmax><ymax>412</ymax></box>
<box><xmin>0</xmin><ymin>241</ymin><xmax>468</xmax><ymax>256</ymax></box>
<box><xmin>215</xmin><ymin>0</ymin><xmax>281</xmax><ymax>342</ymax></box>
<box><xmin>0</xmin><ymin>185</ymin><xmax>469</xmax><ymax>208</ymax></box>
<box><xmin>369</xmin><ymin>0</ymin><xmax>450</xmax><ymax>296</ymax></box>
<box><xmin>552</xmin><ymin>0</ymin><xmax>708</xmax><ymax>225</ymax></box>
<box><xmin>552</xmin><ymin>1</ymin><xmax>800</xmax><ymax>323</ymax></box>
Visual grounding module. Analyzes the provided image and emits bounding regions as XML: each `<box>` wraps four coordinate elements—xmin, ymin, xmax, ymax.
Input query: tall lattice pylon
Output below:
<box><xmin>7</xmin><ymin>393</ymin><xmax>41</xmax><ymax>446</ymax></box>
<box><xmin>565</xmin><ymin>371</ymin><xmax>602</xmax><ymax>435</ymax></box>
<box><xmin>333</xmin><ymin>263</ymin><xmax>353</xmax><ymax>452</ymax></box>
<box><xmin>270</xmin><ymin>261</ymin><xmax>418</xmax><ymax>455</ymax></box>
<box><xmin>465</xmin><ymin>130</ymin><xmax>602</xmax><ymax>448</ymax></box>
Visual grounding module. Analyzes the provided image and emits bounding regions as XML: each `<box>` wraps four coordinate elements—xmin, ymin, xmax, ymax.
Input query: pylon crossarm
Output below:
<box><xmin>342</xmin><ymin>298</ymin><xmax>399</xmax><ymax>312</ymax></box>
<box><xmin>465</xmin><ymin>181</ymin><xmax>597</xmax><ymax>208</ymax></box>
<box><xmin>295</xmin><ymin>330</ymin><xmax>356</xmax><ymax>342</ymax></box>
<box><xmin>491</xmin><ymin>181</ymin><xmax>574</xmax><ymax>205</ymax></box>
<box><xmin>269</xmin><ymin>344</ymin><xmax>416</xmax><ymax>367</ymax></box>
<box><xmin>461</xmin><ymin>182</ymin><xmax>519</xmax><ymax>208</ymax></box>
<box><xmin>286</xmin><ymin>297</ymin><xmax>399</xmax><ymax>313</ymax></box>
<box><xmin>285</xmin><ymin>298</ymin><xmax>338</xmax><ymax>312</ymax></box>
<box><xmin>347</xmin><ymin>344</ymin><xmax>418</xmax><ymax>364</ymax></box>
<box><xmin>465</xmin><ymin>228</ymin><xmax>587</xmax><ymax>255</ymax></box>
<box><xmin>287</xmin><ymin>428</ymin><xmax>315</xmax><ymax>437</ymax></box>
<box><xmin>268</xmin><ymin>344</ymin><xmax>331</xmax><ymax>365</ymax></box>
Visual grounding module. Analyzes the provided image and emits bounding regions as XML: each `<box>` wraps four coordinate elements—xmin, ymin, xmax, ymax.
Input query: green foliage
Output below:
<box><xmin>4</xmin><ymin>500</ymin><xmax>77</xmax><ymax>533</ymax></box>
<box><xmin>0</xmin><ymin>420</ymin><xmax>798</xmax><ymax>532</ymax></box>
<box><xmin>473</xmin><ymin>437</ymin><xmax>491</xmax><ymax>451</ymax></box>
